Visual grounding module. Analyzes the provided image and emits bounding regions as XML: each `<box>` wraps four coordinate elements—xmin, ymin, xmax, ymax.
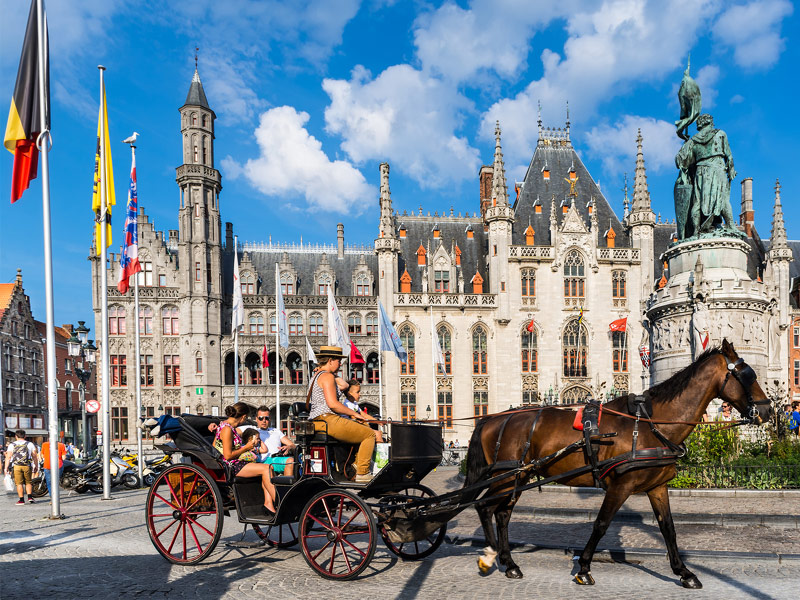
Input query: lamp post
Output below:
<box><xmin>426</xmin><ymin>405</ymin><xmax>432</xmax><ymax>421</ymax></box>
<box><xmin>67</xmin><ymin>322</ymin><xmax>96</xmax><ymax>460</ymax></box>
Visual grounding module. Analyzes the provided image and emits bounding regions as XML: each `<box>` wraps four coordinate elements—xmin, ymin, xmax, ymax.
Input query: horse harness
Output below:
<box><xmin>719</xmin><ymin>358</ymin><xmax>770</xmax><ymax>422</ymax></box>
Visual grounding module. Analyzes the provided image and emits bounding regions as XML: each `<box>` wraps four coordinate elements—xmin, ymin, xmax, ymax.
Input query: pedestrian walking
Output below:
<box><xmin>4</xmin><ymin>430</ymin><xmax>39</xmax><ymax>505</ymax></box>
<box><xmin>790</xmin><ymin>402</ymin><xmax>800</xmax><ymax>437</ymax></box>
<box><xmin>41</xmin><ymin>439</ymin><xmax>66</xmax><ymax>497</ymax></box>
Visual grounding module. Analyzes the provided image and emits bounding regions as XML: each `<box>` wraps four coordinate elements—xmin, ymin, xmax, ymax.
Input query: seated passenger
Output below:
<box><xmin>308</xmin><ymin>346</ymin><xmax>377</xmax><ymax>483</ymax></box>
<box><xmin>342</xmin><ymin>379</ymin><xmax>384</xmax><ymax>443</ymax></box>
<box><xmin>213</xmin><ymin>402</ymin><xmax>277</xmax><ymax>517</ymax></box>
<box><xmin>254</xmin><ymin>407</ymin><xmax>296</xmax><ymax>477</ymax></box>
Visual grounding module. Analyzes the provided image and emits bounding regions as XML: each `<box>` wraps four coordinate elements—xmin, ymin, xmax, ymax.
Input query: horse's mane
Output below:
<box><xmin>647</xmin><ymin>346</ymin><xmax>723</xmax><ymax>403</ymax></box>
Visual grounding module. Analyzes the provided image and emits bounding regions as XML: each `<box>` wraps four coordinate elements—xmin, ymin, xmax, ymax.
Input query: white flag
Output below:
<box><xmin>431</xmin><ymin>311</ymin><xmax>445</xmax><ymax>367</ymax></box>
<box><xmin>231</xmin><ymin>242</ymin><xmax>244</xmax><ymax>334</ymax></box>
<box><xmin>276</xmin><ymin>264</ymin><xmax>288</xmax><ymax>348</ymax></box>
<box><xmin>378</xmin><ymin>300</ymin><xmax>407</xmax><ymax>363</ymax></box>
<box><xmin>306</xmin><ymin>336</ymin><xmax>317</xmax><ymax>364</ymax></box>
<box><xmin>327</xmin><ymin>285</ymin><xmax>351</xmax><ymax>349</ymax></box>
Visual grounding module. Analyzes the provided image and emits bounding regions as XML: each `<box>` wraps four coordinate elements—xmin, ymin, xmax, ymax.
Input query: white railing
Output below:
<box><xmin>395</xmin><ymin>293</ymin><xmax>497</xmax><ymax>307</ymax></box>
<box><xmin>509</xmin><ymin>246</ymin><xmax>554</xmax><ymax>260</ymax></box>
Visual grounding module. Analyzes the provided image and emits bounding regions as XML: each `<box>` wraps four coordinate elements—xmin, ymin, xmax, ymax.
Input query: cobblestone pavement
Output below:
<box><xmin>0</xmin><ymin>476</ymin><xmax>796</xmax><ymax>600</ymax></box>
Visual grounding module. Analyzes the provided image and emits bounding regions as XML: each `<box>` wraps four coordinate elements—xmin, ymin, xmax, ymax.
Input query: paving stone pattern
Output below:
<box><xmin>1</xmin><ymin>474</ymin><xmax>796</xmax><ymax>600</ymax></box>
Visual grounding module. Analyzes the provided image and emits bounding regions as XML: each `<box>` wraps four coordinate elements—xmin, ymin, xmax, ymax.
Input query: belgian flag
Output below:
<box><xmin>3</xmin><ymin>0</ymin><xmax>49</xmax><ymax>203</ymax></box>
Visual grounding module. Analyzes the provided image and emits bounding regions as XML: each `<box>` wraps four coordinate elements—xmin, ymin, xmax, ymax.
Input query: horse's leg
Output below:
<box><xmin>575</xmin><ymin>483</ymin><xmax>631</xmax><ymax>585</ymax></box>
<box><xmin>476</xmin><ymin>501</ymin><xmax>500</xmax><ymax>575</ymax></box>
<box><xmin>494</xmin><ymin>494</ymin><xmax>523</xmax><ymax>579</ymax></box>
<box><xmin>647</xmin><ymin>484</ymin><xmax>702</xmax><ymax>589</ymax></box>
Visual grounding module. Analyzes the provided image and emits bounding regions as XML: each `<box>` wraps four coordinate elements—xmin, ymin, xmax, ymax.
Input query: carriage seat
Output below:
<box><xmin>290</xmin><ymin>402</ymin><xmax>309</xmax><ymax>419</ymax></box>
<box><xmin>234</xmin><ymin>473</ymin><xmax>298</xmax><ymax>486</ymax></box>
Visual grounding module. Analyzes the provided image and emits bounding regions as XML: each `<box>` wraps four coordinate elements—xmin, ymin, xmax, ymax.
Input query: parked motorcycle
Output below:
<box><xmin>84</xmin><ymin>452</ymin><xmax>141</xmax><ymax>493</ymax></box>
<box><xmin>119</xmin><ymin>449</ymin><xmax>173</xmax><ymax>487</ymax></box>
<box><xmin>60</xmin><ymin>459</ymin><xmax>100</xmax><ymax>494</ymax></box>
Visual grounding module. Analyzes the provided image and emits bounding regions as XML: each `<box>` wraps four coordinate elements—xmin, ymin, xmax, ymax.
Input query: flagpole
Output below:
<box><xmin>35</xmin><ymin>0</ymin><xmax>60</xmax><ymax>519</ymax></box>
<box><xmin>234</xmin><ymin>236</ymin><xmax>239</xmax><ymax>403</ymax></box>
<box><xmin>377</xmin><ymin>306</ymin><xmax>383</xmax><ymax>419</ymax></box>
<box><xmin>430</xmin><ymin>310</ymin><xmax>436</xmax><ymax>425</ymax></box>
<box><xmin>132</xmin><ymin>147</ymin><xmax>143</xmax><ymax>486</ymax></box>
<box><xmin>275</xmin><ymin>263</ymin><xmax>280</xmax><ymax>428</ymax></box>
<box><xmin>98</xmin><ymin>65</ymin><xmax>112</xmax><ymax>500</ymax></box>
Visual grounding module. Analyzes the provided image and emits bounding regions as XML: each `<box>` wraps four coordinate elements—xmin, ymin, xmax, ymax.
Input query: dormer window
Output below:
<box><xmin>455</xmin><ymin>245</ymin><xmax>462</xmax><ymax>266</ymax></box>
<box><xmin>317</xmin><ymin>272</ymin><xmax>332</xmax><ymax>296</ymax></box>
<box><xmin>434</xmin><ymin>270</ymin><xmax>450</xmax><ymax>293</ymax></box>
<box><xmin>416</xmin><ymin>244</ymin><xmax>426</xmax><ymax>266</ymax></box>
<box><xmin>280</xmin><ymin>272</ymin><xmax>294</xmax><ymax>295</ymax></box>
<box><xmin>399</xmin><ymin>225</ymin><xmax>406</xmax><ymax>238</ymax></box>
<box><xmin>542</xmin><ymin>165</ymin><xmax>550</xmax><ymax>180</ymax></box>
<box><xmin>471</xmin><ymin>271</ymin><xmax>484</xmax><ymax>294</ymax></box>
<box><xmin>433</xmin><ymin>225</ymin><xmax>440</xmax><ymax>239</ymax></box>
<box><xmin>400</xmin><ymin>269</ymin><xmax>412</xmax><ymax>293</ymax></box>
<box><xmin>525</xmin><ymin>224</ymin><xmax>535</xmax><ymax>246</ymax></box>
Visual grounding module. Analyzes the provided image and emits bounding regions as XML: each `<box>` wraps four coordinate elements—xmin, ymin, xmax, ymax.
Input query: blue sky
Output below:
<box><xmin>1</xmin><ymin>0</ymin><xmax>796</xmax><ymax>329</ymax></box>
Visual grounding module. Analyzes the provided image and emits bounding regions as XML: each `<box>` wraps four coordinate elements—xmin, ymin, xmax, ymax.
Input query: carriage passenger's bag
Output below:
<box><xmin>372</xmin><ymin>443</ymin><xmax>390</xmax><ymax>475</ymax></box>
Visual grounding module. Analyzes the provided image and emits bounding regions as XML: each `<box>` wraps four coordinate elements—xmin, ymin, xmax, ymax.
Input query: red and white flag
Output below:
<box><xmin>117</xmin><ymin>150</ymin><xmax>141</xmax><ymax>293</ymax></box>
<box><xmin>526</xmin><ymin>319</ymin><xmax>535</xmax><ymax>333</ymax></box>
<box><xmin>350</xmin><ymin>341</ymin><xmax>365</xmax><ymax>364</ymax></box>
<box><xmin>609</xmin><ymin>317</ymin><xmax>627</xmax><ymax>332</ymax></box>
<box><xmin>639</xmin><ymin>346</ymin><xmax>650</xmax><ymax>368</ymax></box>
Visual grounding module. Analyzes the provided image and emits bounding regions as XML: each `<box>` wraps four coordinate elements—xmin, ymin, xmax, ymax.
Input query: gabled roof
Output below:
<box><xmin>0</xmin><ymin>283</ymin><xmax>14</xmax><ymax>320</ymax></box>
<box><xmin>513</xmin><ymin>143</ymin><xmax>628</xmax><ymax>247</ymax></box>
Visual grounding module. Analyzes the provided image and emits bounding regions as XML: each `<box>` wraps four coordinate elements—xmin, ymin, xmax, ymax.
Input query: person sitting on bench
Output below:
<box><xmin>308</xmin><ymin>346</ymin><xmax>377</xmax><ymax>483</ymax></box>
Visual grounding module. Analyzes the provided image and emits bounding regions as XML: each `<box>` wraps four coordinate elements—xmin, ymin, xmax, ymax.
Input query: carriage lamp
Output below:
<box><xmin>426</xmin><ymin>405</ymin><xmax>432</xmax><ymax>420</ymax></box>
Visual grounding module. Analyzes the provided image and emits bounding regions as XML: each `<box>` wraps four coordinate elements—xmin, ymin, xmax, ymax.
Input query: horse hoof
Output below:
<box><xmin>681</xmin><ymin>575</ymin><xmax>702</xmax><ymax>589</ymax></box>
<box><xmin>477</xmin><ymin>557</ymin><xmax>493</xmax><ymax>575</ymax></box>
<box><xmin>505</xmin><ymin>567</ymin><xmax>523</xmax><ymax>579</ymax></box>
<box><xmin>573</xmin><ymin>573</ymin><xmax>595</xmax><ymax>586</ymax></box>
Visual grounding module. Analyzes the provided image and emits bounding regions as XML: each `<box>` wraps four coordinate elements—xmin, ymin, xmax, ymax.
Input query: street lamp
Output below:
<box><xmin>426</xmin><ymin>405</ymin><xmax>432</xmax><ymax>421</ymax></box>
<box><xmin>68</xmin><ymin>326</ymin><xmax>96</xmax><ymax>459</ymax></box>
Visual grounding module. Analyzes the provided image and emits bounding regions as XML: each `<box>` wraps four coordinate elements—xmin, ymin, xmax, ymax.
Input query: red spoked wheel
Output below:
<box><xmin>145</xmin><ymin>464</ymin><xmax>223</xmax><ymax>565</ymax></box>
<box><xmin>252</xmin><ymin>522</ymin><xmax>299</xmax><ymax>548</ymax></box>
<box><xmin>380</xmin><ymin>484</ymin><xmax>446</xmax><ymax>560</ymax></box>
<box><xmin>300</xmin><ymin>489</ymin><xmax>377</xmax><ymax>580</ymax></box>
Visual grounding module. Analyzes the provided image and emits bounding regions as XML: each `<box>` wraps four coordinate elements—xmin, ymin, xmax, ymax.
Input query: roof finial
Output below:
<box><xmin>631</xmin><ymin>128</ymin><xmax>651</xmax><ymax>213</ymax></box>
<box><xmin>622</xmin><ymin>172</ymin><xmax>630</xmax><ymax>219</ymax></box>
<box><xmin>565</xmin><ymin>100</ymin><xmax>570</xmax><ymax>140</ymax></box>
<box><xmin>195</xmin><ymin>46</ymin><xmax>199</xmax><ymax>70</ymax></box>
<box><xmin>537</xmin><ymin>100</ymin><xmax>543</xmax><ymax>139</ymax></box>
<box><xmin>771</xmin><ymin>178</ymin><xmax>788</xmax><ymax>249</ymax></box>
<box><xmin>491</xmin><ymin>120</ymin><xmax>508</xmax><ymax>206</ymax></box>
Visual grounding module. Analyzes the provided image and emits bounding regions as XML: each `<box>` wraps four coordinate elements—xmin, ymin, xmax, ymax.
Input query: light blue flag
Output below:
<box><xmin>276</xmin><ymin>265</ymin><xmax>289</xmax><ymax>348</ymax></box>
<box><xmin>378</xmin><ymin>300</ymin><xmax>407</xmax><ymax>363</ymax></box>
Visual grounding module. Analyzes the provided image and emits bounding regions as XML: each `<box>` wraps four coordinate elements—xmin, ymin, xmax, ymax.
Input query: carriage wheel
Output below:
<box><xmin>299</xmin><ymin>489</ymin><xmax>377</xmax><ymax>580</ymax></box>
<box><xmin>252</xmin><ymin>522</ymin><xmax>299</xmax><ymax>548</ymax></box>
<box><xmin>145</xmin><ymin>464</ymin><xmax>223</xmax><ymax>565</ymax></box>
<box><xmin>380</xmin><ymin>484</ymin><xmax>446</xmax><ymax>560</ymax></box>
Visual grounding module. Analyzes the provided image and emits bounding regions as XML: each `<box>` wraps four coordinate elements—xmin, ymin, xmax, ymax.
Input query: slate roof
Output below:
<box><xmin>395</xmin><ymin>215</ymin><xmax>487</xmax><ymax>293</ymax></box>
<box><xmin>653</xmin><ymin>224</ymin><xmax>676</xmax><ymax>280</ymax></box>
<box><xmin>788</xmin><ymin>241</ymin><xmax>800</xmax><ymax>281</ymax></box>
<box><xmin>513</xmin><ymin>143</ymin><xmax>629</xmax><ymax>248</ymax></box>
<box><xmin>184</xmin><ymin>69</ymin><xmax>210</xmax><ymax>110</ymax></box>
<box><xmin>223</xmin><ymin>246</ymin><xmax>378</xmax><ymax>297</ymax></box>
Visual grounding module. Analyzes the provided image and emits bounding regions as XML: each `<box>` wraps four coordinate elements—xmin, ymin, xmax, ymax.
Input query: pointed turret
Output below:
<box><xmin>631</xmin><ymin>129</ymin><xmax>651</xmax><ymax>213</ymax></box>
<box><xmin>184</xmin><ymin>67</ymin><xmax>210</xmax><ymax>110</ymax></box>
<box><xmin>378</xmin><ymin>162</ymin><xmax>395</xmax><ymax>239</ymax></box>
<box><xmin>770</xmin><ymin>179</ymin><xmax>788</xmax><ymax>250</ymax></box>
<box><xmin>375</xmin><ymin>163</ymin><xmax>400</xmax><ymax>312</ymax></box>
<box><xmin>491</xmin><ymin>121</ymin><xmax>508</xmax><ymax>206</ymax></box>
<box><xmin>622</xmin><ymin>173</ymin><xmax>630</xmax><ymax>220</ymax></box>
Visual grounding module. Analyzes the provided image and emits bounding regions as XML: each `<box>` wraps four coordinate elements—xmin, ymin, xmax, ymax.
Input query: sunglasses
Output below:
<box><xmin>256</xmin><ymin>416</ymin><xmax>270</xmax><ymax>421</ymax></box>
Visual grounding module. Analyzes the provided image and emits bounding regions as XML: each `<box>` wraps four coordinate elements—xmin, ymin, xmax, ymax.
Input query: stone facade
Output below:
<box><xmin>89</xmin><ymin>69</ymin><xmax>798</xmax><ymax>446</ymax></box>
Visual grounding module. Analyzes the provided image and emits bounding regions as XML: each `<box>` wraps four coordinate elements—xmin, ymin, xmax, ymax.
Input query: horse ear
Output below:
<box><xmin>721</xmin><ymin>338</ymin><xmax>736</xmax><ymax>356</ymax></box>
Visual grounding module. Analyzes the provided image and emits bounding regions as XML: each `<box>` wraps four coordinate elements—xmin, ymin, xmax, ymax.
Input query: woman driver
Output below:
<box><xmin>308</xmin><ymin>346</ymin><xmax>377</xmax><ymax>483</ymax></box>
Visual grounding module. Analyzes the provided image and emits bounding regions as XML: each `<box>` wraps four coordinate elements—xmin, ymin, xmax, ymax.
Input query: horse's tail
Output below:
<box><xmin>464</xmin><ymin>417</ymin><xmax>489</xmax><ymax>490</ymax></box>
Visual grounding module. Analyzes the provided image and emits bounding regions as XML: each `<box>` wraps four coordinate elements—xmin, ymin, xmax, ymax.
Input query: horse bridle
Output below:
<box><xmin>719</xmin><ymin>357</ymin><xmax>769</xmax><ymax>422</ymax></box>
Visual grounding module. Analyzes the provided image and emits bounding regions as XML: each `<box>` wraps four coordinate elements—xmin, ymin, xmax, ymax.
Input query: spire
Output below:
<box><xmin>184</xmin><ymin>61</ymin><xmax>210</xmax><ymax>109</ymax></box>
<box><xmin>491</xmin><ymin>121</ymin><xmax>508</xmax><ymax>206</ymax></box>
<box><xmin>631</xmin><ymin>129</ymin><xmax>651</xmax><ymax>212</ymax></box>
<box><xmin>378</xmin><ymin>162</ymin><xmax>395</xmax><ymax>239</ymax></box>
<box><xmin>537</xmin><ymin>100</ymin><xmax>543</xmax><ymax>138</ymax></box>
<box><xmin>622</xmin><ymin>172</ymin><xmax>630</xmax><ymax>219</ymax></box>
<box><xmin>771</xmin><ymin>179</ymin><xmax>788</xmax><ymax>249</ymax></box>
<box><xmin>565</xmin><ymin>100</ymin><xmax>570</xmax><ymax>138</ymax></box>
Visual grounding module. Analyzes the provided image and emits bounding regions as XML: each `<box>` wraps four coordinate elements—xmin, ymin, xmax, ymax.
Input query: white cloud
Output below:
<box><xmin>323</xmin><ymin>64</ymin><xmax>481</xmax><ymax>188</ymax></box>
<box><xmin>480</xmin><ymin>0</ymin><xmax>720</xmax><ymax>166</ymax></box>
<box><xmin>730</xmin><ymin>94</ymin><xmax>745</xmax><ymax>104</ymax></box>
<box><xmin>413</xmin><ymin>1</ymin><xmax>577</xmax><ymax>83</ymax></box>
<box><xmin>228</xmin><ymin>106</ymin><xmax>375</xmax><ymax>213</ymax></box>
<box><xmin>584</xmin><ymin>115</ymin><xmax>681</xmax><ymax>176</ymax></box>
<box><xmin>713</xmin><ymin>0</ymin><xmax>793</xmax><ymax>68</ymax></box>
<box><xmin>694</xmin><ymin>64</ymin><xmax>720</xmax><ymax>109</ymax></box>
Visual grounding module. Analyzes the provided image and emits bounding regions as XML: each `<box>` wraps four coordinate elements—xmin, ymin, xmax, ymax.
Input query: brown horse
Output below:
<box><xmin>464</xmin><ymin>340</ymin><xmax>771</xmax><ymax>587</ymax></box>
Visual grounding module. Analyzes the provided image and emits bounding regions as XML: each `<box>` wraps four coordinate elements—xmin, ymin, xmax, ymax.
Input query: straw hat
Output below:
<box><xmin>317</xmin><ymin>345</ymin><xmax>347</xmax><ymax>360</ymax></box>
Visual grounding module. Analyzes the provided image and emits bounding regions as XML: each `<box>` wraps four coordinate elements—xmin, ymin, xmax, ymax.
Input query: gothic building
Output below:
<box><xmin>90</xmin><ymin>68</ymin><xmax>798</xmax><ymax>446</ymax></box>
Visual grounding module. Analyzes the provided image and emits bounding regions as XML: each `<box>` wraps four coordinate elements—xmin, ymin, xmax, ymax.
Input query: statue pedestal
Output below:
<box><xmin>646</xmin><ymin>237</ymin><xmax>770</xmax><ymax>386</ymax></box>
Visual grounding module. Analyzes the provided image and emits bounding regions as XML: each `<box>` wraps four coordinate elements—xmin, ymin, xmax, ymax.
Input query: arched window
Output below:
<box><xmin>613</xmin><ymin>331</ymin><xmax>628</xmax><ymax>372</ymax></box>
<box><xmin>223</xmin><ymin>353</ymin><xmax>238</xmax><ymax>385</ymax></box>
<box><xmin>355</xmin><ymin>273</ymin><xmax>370</xmax><ymax>296</ymax></box>
<box><xmin>289</xmin><ymin>313</ymin><xmax>303</xmax><ymax>336</ymax></box>
<box><xmin>191</xmin><ymin>112</ymin><xmax>197</xmax><ymax>125</ymax></box>
<box><xmin>521</xmin><ymin>269</ymin><xmax>535</xmax><ymax>298</ymax></box>
<box><xmin>472</xmin><ymin>326</ymin><xmax>487</xmax><ymax>374</ymax></box>
<box><xmin>249</xmin><ymin>313</ymin><xmax>264</xmax><ymax>336</ymax></box>
<box><xmin>563</xmin><ymin>250</ymin><xmax>585</xmax><ymax>301</ymax></box>
<box><xmin>612</xmin><ymin>270</ymin><xmax>626</xmax><ymax>299</ymax></box>
<box><xmin>366</xmin><ymin>352</ymin><xmax>379</xmax><ymax>384</ymax></box>
<box><xmin>244</xmin><ymin>352</ymin><xmax>261</xmax><ymax>385</ymax></box>
<box><xmin>202</xmin><ymin>137</ymin><xmax>208</xmax><ymax>164</ymax></box>
<box><xmin>366</xmin><ymin>313</ymin><xmax>378</xmax><ymax>335</ymax></box>
<box><xmin>563</xmin><ymin>319</ymin><xmax>588</xmax><ymax>377</ymax></box>
<box><xmin>280</xmin><ymin>272</ymin><xmax>294</xmax><ymax>295</ymax></box>
<box><xmin>399</xmin><ymin>325</ymin><xmax>415</xmax><ymax>374</ymax></box>
<box><xmin>562</xmin><ymin>386</ymin><xmax>591</xmax><ymax>404</ymax></box>
<box><xmin>138</xmin><ymin>306</ymin><xmax>153</xmax><ymax>335</ymax></box>
<box><xmin>348</xmin><ymin>313</ymin><xmax>362</xmax><ymax>335</ymax></box>
<box><xmin>109</xmin><ymin>306</ymin><xmax>126</xmax><ymax>335</ymax></box>
<box><xmin>162</xmin><ymin>306</ymin><xmax>179</xmax><ymax>335</ymax></box>
<box><xmin>309</xmin><ymin>313</ymin><xmax>323</xmax><ymax>336</ymax></box>
<box><xmin>241</xmin><ymin>271</ymin><xmax>255</xmax><ymax>295</ymax></box>
<box><xmin>201</xmin><ymin>114</ymin><xmax>207</xmax><ymax>128</ymax></box>
<box><xmin>269</xmin><ymin>313</ymin><xmax>276</xmax><ymax>334</ymax></box>
<box><xmin>268</xmin><ymin>352</ymin><xmax>283</xmax><ymax>384</ymax></box>
<box><xmin>65</xmin><ymin>381</ymin><xmax>73</xmax><ymax>411</ymax></box>
<box><xmin>437</xmin><ymin>326</ymin><xmax>451</xmax><ymax>374</ymax></box>
<box><xmin>522</xmin><ymin>327</ymin><xmax>537</xmax><ymax>372</ymax></box>
<box><xmin>287</xmin><ymin>352</ymin><xmax>303</xmax><ymax>385</ymax></box>
<box><xmin>317</xmin><ymin>272</ymin><xmax>332</xmax><ymax>295</ymax></box>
